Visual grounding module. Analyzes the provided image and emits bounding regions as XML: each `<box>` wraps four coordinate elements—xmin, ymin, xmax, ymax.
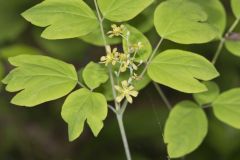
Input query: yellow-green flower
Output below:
<box><xmin>115</xmin><ymin>80</ymin><xmax>138</xmax><ymax>103</ymax></box>
<box><xmin>120</xmin><ymin>61</ymin><xmax>129</xmax><ymax>72</ymax></box>
<box><xmin>130</xmin><ymin>42</ymin><xmax>143</xmax><ymax>53</ymax></box>
<box><xmin>132</xmin><ymin>73</ymin><xmax>141</xmax><ymax>80</ymax></box>
<box><xmin>108</xmin><ymin>24</ymin><xmax>125</xmax><ymax>38</ymax></box>
<box><xmin>100</xmin><ymin>48</ymin><xmax>119</xmax><ymax>66</ymax></box>
<box><xmin>130</xmin><ymin>61</ymin><xmax>138</xmax><ymax>70</ymax></box>
<box><xmin>118</xmin><ymin>53</ymin><xmax>128</xmax><ymax>62</ymax></box>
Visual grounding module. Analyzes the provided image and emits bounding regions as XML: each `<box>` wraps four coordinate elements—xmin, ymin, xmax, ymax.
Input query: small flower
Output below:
<box><xmin>108</xmin><ymin>24</ymin><xmax>125</xmax><ymax>38</ymax></box>
<box><xmin>129</xmin><ymin>42</ymin><xmax>143</xmax><ymax>53</ymax></box>
<box><xmin>100</xmin><ymin>48</ymin><xmax>119</xmax><ymax>66</ymax></box>
<box><xmin>115</xmin><ymin>80</ymin><xmax>138</xmax><ymax>103</ymax></box>
<box><xmin>120</xmin><ymin>61</ymin><xmax>129</xmax><ymax>72</ymax></box>
<box><xmin>129</xmin><ymin>60</ymin><xmax>138</xmax><ymax>70</ymax></box>
<box><xmin>131</xmin><ymin>73</ymin><xmax>141</xmax><ymax>81</ymax></box>
<box><xmin>118</xmin><ymin>53</ymin><xmax>128</xmax><ymax>62</ymax></box>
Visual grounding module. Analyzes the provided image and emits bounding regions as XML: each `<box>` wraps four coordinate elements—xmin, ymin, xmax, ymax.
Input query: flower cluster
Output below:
<box><xmin>100</xmin><ymin>24</ymin><xmax>144</xmax><ymax>104</ymax></box>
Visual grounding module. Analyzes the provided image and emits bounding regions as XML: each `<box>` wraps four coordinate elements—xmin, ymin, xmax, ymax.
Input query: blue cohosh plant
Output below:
<box><xmin>1</xmin><ymin>0</ymin><xmax>240</xmax><ymax>159</ymax></box>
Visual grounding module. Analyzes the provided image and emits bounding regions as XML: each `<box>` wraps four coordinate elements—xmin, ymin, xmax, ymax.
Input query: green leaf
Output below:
<box><xmin>61</xmin><ymin>88</ymin><xmax>108</xmax><ymax>141</ymax></box>
<box><xmin>212</xmin><ymin>88</ymin><xmax>240</xmax><ymax>129</ymax></box>
<box><xmin>164</xmin><ymin>100</ymin><xmax>208</xmax><ymax>158</ymax></box>
<box><xmin>0</xmin><ymin>44</ymin><xmax>41</xmax><ymax>59</ymax></box>
<box><xmin>97</xmin><ymin>0</ymin><xmax>154</xmax><ymax>22</ymax></box>
<box><xmin>154</xmin><ymin>0</ymin><xmax>217</xmax><ymax>44</ymax></box>
<box><xmin>147</xmin><ymin>49</ymin><xmax>219</xmax><ymax>93</ymax></box>
<box><xmin>123</xmin><ymin>24</ymin><xmax>152</xmax><ymax>62</ymax></box>
<box><xmin>2</xmin><ymin>55</ymin><xmax>78</xmax><ymax>107</ymax></box>
<box><xmin>191</xmin><ymin>0</ymin><xmax>227</xmax><ymax>38</ymax></box>
<box><xmin>193</xmin><ymin>81</ymin><xmax>220</xmax><ymax>106</ymax></box>
<box><xmin>231</xmin><ymin>0</ymin><xmax>240</xmax><ymax>18</ymax></box>
<box><xmin>83</xmin><ymin>62</ymin><xmax>109</xmax><ymax>90</ymax></box>
<box><xmin>225</xmin><ymin>40</ymin><xmax>240</xmax><ymax>57</ymax></box>
<box><xmin>22</xmin><ymin>0</ymin><xmax>98</xmax><ymax>39</ymax></box>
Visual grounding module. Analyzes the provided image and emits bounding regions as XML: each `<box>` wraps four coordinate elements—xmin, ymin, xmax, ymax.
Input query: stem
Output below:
<box><xmin>228</xmin><ymin>18</ymin><xmax>240</xmax><ymax>34</ymax></box>
<box><xmin>140</xmin><ymin>37</ymin><xmax>164</xmax><ymax>78</ymax></box>
<box><xmin>108</xmin><ymin>105</ymin><xmax>117</xmax><ymax>113</ymax></box>
<box><xmin>211</xmin><ymin>18</ymin><xmax>240</xmax><ymax>64</ymax></box>
<box><xmin>94</xmin><ymin>1</ymin><xmax>132</xmax><ymax>160</ymax></box>
<box><xmin>108</xmin><ymin>66</ymin><xmax>120</xmax><ymax>110</ymax></box>
<box><xmin>120</xmin><ymin>99</ymin><xmax>128</xmax><ymax>114</ymax></box>
<box><xmin>117</xmin><ymin>114</ymin><xmax>132</xmax><ymax>160</ymax></box>
<box><xmin>78</xmin><ymin>81</ymin><xmax>88</xmax><ymax>89</ymax></box>
<box><xmin>211</xmin><ymin>38</ymin><xmax>225</xmax><ymax>65</ymax></box>
<box><xmin>153</xmin><ymin>82</ymin><xmax>172</xmax><ymax>110</ymax></box>
<box><xmin>94</xmin><ymin>0</ymin><xmax>107</xmax><ymax>48</ymax></box>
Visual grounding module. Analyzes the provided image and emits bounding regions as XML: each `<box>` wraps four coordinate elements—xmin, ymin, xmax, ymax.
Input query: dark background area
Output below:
<box><xmin>0</xmin><ymin>0</ymin><xmax>240</xmax><ymax>160</ymax></box>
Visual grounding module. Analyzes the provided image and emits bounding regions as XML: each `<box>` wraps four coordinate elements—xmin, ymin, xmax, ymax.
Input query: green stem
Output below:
<box><xmin>94</xmin><ymin>1</ymin><xmax>132</xmax><ymax>160</ymax></box>
<box><xmin>211</xmin><ymin>18</ymin><xmax>240</xmax><ymax>64</ymax></box>
<box><xmin>211</xmin><ymin>38</ymin><xmax>225</xmax><ymax>65</ymax></box>
<box><xmin>108</xmin><ymin>66</ymin><xmax>120</xmax><ymax>110</ymax></box>
<box><xmin>153</xmin><ymin>82</ymin><xmax>172</xmax><ymax>110</ymax></box>
<box><xmin>120</xmin><ymin>99</ymin><xmax>128</xmax><ymax>114</ymax></box>
<box><xmin>94</xmin><ymin>0</ymin><xmax>107</xmax><ymax>48</ymax></box>
<box><xmin>140</xmin><ymin>37</ymin><xmax>164</xmax><ymax>78</ymax></box>
<box><xmin>78</xmin><ymin>81</ymin><xmax>88</xmax><ymax>89</ymax></box>
<box><xmin>117</xmin><ymin>114</ymin><xmax>132</xmax><ymax>160</ymax></box>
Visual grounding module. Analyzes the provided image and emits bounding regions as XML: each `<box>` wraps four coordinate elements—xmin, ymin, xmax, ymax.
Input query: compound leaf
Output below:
<box><xmin>164</xmin><ymin>100</ymin><xmax>208</xmax><ymax>158</ymax></box>
<box><xmin>193</xmin><ymin>81</ymin><xmax>220</xmax><ymax>106</ymax></box>
<box><xmin>97</xmin><ymin>0</ymin><xmax>154</xmax><ymax>22</ymax></box>
<box><xmin>2</xmin><ymin>55</ymin><xmax>78</xmax><ymax>107</ymax></box>
<box><xmin>212</xmin><ymin>88</ymin><xmax>240</xmax><ymax>129</ymax></box>
<box><xmin>147</xmin><ymin>49</ymin><xmax>219</xmax><ymax>93</ymax></box>
<box><xmin>61</xmin><ymin>88</ymin><xmax>108</xmax><ymax>141</ymax></box>
<box><xmin>83</xmin><ymin>62</ymin><xmax>109</xmax><ymax>90</ymax></box>
<box><xmin>22</xmin><ymin>0</ymin><xmax>98</xmax><ymax>39</ymax></box>
<box><xmin>154</xmin><ymin>0</ymin><xmax>217</xmax><ymax>44</ymax></box>
<box><xmin>123</xmin><ymin>24</ymin><xmax>152</xmax><ymax>62</ymax></box>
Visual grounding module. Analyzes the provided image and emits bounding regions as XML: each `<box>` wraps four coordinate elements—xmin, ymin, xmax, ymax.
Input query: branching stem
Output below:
<box><xmin>211</xmin><ymin>18</ymin><xmax>240</xmax><ymax>64</ymax></box>
<box><xmin>94</xmin><ymin>1</ymin><xmax>131</xmax><ymax>159</ymax></box>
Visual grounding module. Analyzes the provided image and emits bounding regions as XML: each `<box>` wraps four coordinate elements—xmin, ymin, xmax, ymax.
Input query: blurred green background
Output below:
<box><xmin>0</xmin><ymin>0</ymin><xmax>240</xmax><ymax>160</ymax></box>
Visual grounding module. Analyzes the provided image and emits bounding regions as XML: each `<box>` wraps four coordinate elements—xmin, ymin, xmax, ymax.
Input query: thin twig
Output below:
<box><xmin>153</xmin><ymin>82</ymin><xmax>172</xmax><ymax>110</ymax></box>
<box><xmin>211</xmin><ymin>17</ymin><xmax>240</xmax><ymax>64</ymax></box>
<box><xmin>77</xmin><ymin>81</ymin><xmax>87</xmax><ymax>89</ymax></box>
<box><xmin>202</xmin><ymin>104</ymin><xmax>212</xmax><ymax>109</ymax></box>
<box><xmin>94</xmin><ymin>0</ymin><xmax>107</xmax><ymax>48</ymax></box>
<box><xmin>108</xmin><ymin>105</ymin><xmax>117</xmax><ymax>114</ymax></box>
<box><xmin>140</xmin><ymin>37</ymin><xmax>164</xmax><ymax>78</ymax></box>
<box><xmin>116</xmin><ymin>114</ymin><xmax>132</xmax><ymax>160</ymax></box>
<box><xmin>120</xmin><ymin>99</ymin><xmax>128</xmax><ymax>115</ymax></box>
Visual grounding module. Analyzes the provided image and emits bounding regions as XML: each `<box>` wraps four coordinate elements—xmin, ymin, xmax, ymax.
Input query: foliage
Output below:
<box><xmin>1</xmin><ymin>0</ymin><xmax>240</xmax><ymax>159</ymax></box>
